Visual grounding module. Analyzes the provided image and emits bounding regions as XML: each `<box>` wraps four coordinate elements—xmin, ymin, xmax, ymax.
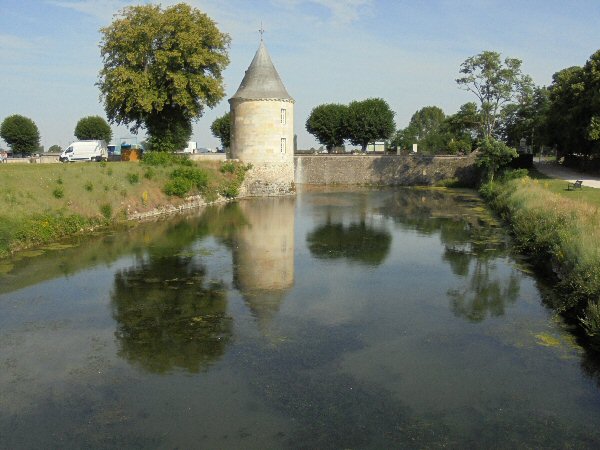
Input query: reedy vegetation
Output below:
<box><xmin>481</xmin><ymin>174</ymin><xmax>600</xmax><ymax>346</ymax></box>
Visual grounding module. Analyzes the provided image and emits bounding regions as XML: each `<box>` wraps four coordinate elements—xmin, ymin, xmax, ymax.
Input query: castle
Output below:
<box><xmin>228</xmin><ymin>38</ymin><xmax>295</xmax><ymax>196</ymax></box>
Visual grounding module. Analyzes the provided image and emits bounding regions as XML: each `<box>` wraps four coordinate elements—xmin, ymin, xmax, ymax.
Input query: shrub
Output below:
<box><xmin>127</xmin><ymin>172</ymin><xmax>140</xmax><ymax>184</ymax></box>
<box><xmin>84</xmin><ymin>181</ymin><xmax>93</xmax><ymax>192</ymax></box>
<box><xmin>220</xmin><ymin>160</ymin><xmax>237</xmax><ymax>174</ymax></box>
<box><xmin>52</xmin><ymin>187</ymin><xmax>64</xmax><ymax>199</ymax></box>
<box><xmin>220</xmin><ymin>180</ymin><xmax>240</xmax><ymax>198</ymax></box>
<box><xmin>100</xmin><ymin>203</ymin><xmax>112</xmax><ymax>220</ymax></box>
<box><xmin>143</xmin><ymin>167</ymin><xmax>155</xmax><ymax>180</ymax></box>
<box><xmin>171</xmin><ymin>167</ymin><xmax>208</xmax><ymax>188</ymax></box>
<box><xmin>13</xmin><ymin>213</ymin><xmax>89</xmax><ymax>246</ymax></box>
<box><xmin>582</xmin><ymin>301</ymin><xmax>600</xmax><ymax>343</ymax></box>
<box><xmin>142</xmin><ymin>151</ymin><xmax>175</xmax><ymax>166</ymax></box>
<box><xmin>164</xmin><ymin>177</ymin><xmax>193</xmax><ymax>197</ymax></box>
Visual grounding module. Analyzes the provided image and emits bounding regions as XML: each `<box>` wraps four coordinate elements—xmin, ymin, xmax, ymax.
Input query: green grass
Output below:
<box><xmin>528</xmin><ymin>167</ymin><xmax>600</xmax><ymax>207</ymax></box>
<box><xmin>0</xmin><ymin>159</ymin><xmax>248</xmax><ymax>258</ymax></box>
<box><xmin>481</xmin><ymin>171</ymin><xmax>600</xmax><ymax>348</ymax></box>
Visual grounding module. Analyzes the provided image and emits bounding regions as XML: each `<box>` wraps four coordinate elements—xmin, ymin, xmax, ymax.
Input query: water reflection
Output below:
<box><xmin>307</xmin><ymin>221</ymin><xmax>391</xmax><ymax>266</ymax></box>
<box><xmin>306</xmin><ymin>196</ymin><xmax>391</xmax><ymax>267</ymax></box>
<box><xmin>380</xmin><ymin>189</ymin><xmax>521</xmax><ymax>322</ymax></box>
<box><xmin>111</xmin><ymin>256</ymin><xmax>230</xmax><ymax>374</ymax></box>
<box><xmin>232</xmin><ymin>197</ymin><xmax>295</xmax><ymax>330</ymax></box>
<box><xmin>110</xmin><ymin>210</ymin><xmax>237</xmax><ymax>374</ymax></box>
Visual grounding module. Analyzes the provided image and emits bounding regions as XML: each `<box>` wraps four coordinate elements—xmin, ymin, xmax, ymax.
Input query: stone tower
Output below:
<box><xmin>229</xmin><ymin>39</ymin><xmax>295</xmax><ymax>196</ymax></box>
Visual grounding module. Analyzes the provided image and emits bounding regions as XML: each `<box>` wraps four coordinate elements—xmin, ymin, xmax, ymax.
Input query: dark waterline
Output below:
<box><xmin>1</xmin><ymin>187</ymin><xmax>600</xmax><ymax>448</ymax></box>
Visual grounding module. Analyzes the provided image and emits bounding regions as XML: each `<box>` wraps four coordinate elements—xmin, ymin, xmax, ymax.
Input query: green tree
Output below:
<box><xmin>0</xmin><ymin>114</ymin><xmax>40</xmax><ymax>155</ymax></box>
<box><xmin>74</xmin><ymin>115</ymin><xmax>112</xmax><ymax>142</ymax></box>
<box><xmin>48</xmin><ymin>144</ymin><xmax>62</xmax><ymax>153</ymax></box>
<box><xmin>210</xmin><ymin>112</ymin><xmax>231</xmax><ymax>150</ymax></box>
<box><xmin>305</xmin><ymin>103</ymin><xmax>348</xmax><ymax>151</ymax></box>
<box><xmin>396</xmin><ymin>106</ymin><xmax>447</xmax><ymax>154</ymax></box>
<box><xmin>443</xmin><ymin>103</ymin><xmax>479</xmax><ymax>154</ymax></box>
<box><xmin>346</xmin><ymin>98</ymin><xmax>395</xmax><ymax>151</ymax></box>
<box><xmin>500</xmin><ymin>86</ymin><xmax>550</xmax><ymax>152</ymax></box>
<box><xmin>546</xmin><ymin>66</ymin><xmax>587</xmax><ymax>159</ymax></box>
<box><xmin>457</xmin><ymin>51</ymin><xmax>533</xmax><ymax>139</ymax></box>
<box><xmin>476</xmin><ymin>138</ymin><xmax>518</xmax><ymax>183</ymax></box>
<box><xmin>98</xmin><ymin>3</ymin><xmax>230</xmax><ymax>152</ymax></box>
<box><xmin>545</xmin><ymin>50</ymin><xmax>600</xmax><ymax>161</ymax></box>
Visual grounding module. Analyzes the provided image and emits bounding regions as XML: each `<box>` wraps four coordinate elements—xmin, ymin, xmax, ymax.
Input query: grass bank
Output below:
<box><xmin>481</xmin><ymin>172</ymin><xmax>600</xmax><ymax>347</ymax></box>
<box><xmin>0</xmin><ymin>156</ymin><xmax>249</xmax><ymax>258</ymax></box>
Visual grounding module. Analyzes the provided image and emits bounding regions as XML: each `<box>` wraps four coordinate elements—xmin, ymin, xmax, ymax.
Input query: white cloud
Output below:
<box><xmin>46</xmin><ymin>0</ymin><xmax>128</xmax><ymax>21</ymax></box>
<box><xmin>273</xmin><ymin>0</ymin><xmax>373</xmax><ymax>24</ymax></box>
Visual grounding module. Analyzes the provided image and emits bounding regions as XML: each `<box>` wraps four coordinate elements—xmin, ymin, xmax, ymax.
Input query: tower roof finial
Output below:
<box><xmin>259</xmin><ymin>22</ymin><xmax>265</xmax><ymax>41</ymax></box>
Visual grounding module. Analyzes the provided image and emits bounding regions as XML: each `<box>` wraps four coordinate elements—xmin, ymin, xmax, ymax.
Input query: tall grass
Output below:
<box><xmin>481</xmin><ymin>174</ymin><xmax>600</xmax><ymax>346</ymax></box>
<box><xmin>0</xmin><ymin>159</ymin><xmax>248</xmax><ymax>257</ymax></box>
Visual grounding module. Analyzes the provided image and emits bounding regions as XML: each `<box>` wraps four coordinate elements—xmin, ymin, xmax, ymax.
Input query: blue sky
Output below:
<box><xmin>1</xmin><ymin>0</ymin><xmax>600</xmax><ymax>150</ymax></box>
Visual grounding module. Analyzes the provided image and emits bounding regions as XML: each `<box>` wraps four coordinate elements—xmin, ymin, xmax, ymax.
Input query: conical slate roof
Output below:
<box><xmin>230</xmin><ymin>41</ymin><xmax>293</xmax><ymax>101</ymax></box>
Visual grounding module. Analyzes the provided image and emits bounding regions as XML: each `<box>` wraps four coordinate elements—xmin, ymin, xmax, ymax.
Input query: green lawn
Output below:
<box><xmin>528</xmin><ymin>168</ymin><xmax>600</xmax><ymax>208</ymax></box>
<box><xmin>0</xmin><ymin>159</ymin><xmax>244</xmax><ymax>257</ymax></box>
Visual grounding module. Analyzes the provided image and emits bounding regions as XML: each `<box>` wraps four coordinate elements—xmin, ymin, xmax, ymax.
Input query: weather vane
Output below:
<box><xmin>259</xmin><ymin>22</ymin><xmax>265</xmax><ymax>41</ymax></box>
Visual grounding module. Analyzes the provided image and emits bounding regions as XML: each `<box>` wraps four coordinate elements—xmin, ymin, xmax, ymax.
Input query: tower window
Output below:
<box><xmin>281</xmin><ymin>138</ymin><xmax>286</xmax><ymax>154</ymax></box>
<box><xmin>281</xmin><ymin>108</ymin><xmax>286</xmax><ymax>124</ymax></box>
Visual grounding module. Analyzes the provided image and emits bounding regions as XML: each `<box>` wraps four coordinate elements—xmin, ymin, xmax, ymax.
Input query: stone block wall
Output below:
<box><xmin>230</xmin><ymin>99</ymin><xmax>294</xmax><ymax>164</ymax></box>
<box><xmin>239</xmin><ymin>161</ymin><xmax>296</xmax><ymax>197</ymax></box>
<box><xmin>294</xmin><ymin>154</ymin><xmax>479</xmax><ymax>186</ymax></box>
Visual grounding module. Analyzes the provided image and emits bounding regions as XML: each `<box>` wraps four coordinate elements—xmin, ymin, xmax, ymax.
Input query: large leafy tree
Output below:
<box><xmin>499</xmin><ymin>86</ymin><xmax>550</xmax><ymax>151</ymax></box>
<box><xmin>210</xmin><ymin>112</ymin><xmax>231</xmax><ymax>150</ymax></box>
<box><xmin>457</xmin><ymin>51</ymin><xmax>532</xmax><ymax>139</ymax></box>
<box><xmin>346</xmin><ymin>98</ymin><xmax>395</xmax><ymax>151</ymax></box>
<box><xmin>74</xmin><ymin>115</ymin><xmax>112</xmax><ymax>142</ymax></box>
<box><xmin>0</xmin><ymin>114</ymin><xmax>40</xmax><ymax>155</ymax></box>
<box><xmin>396</xmin><ymin>106</ymin><xmax>447</xmax><ymax>154</ymax></box>
<box><xmin>98</xmin><ymin>3</ymin><xmax>230</xmax><ymax>152</ymax></box>
<box><xmin>545</xmin><ymin>50</ymin><xmax>600</xmax><ymax>160</ymax></box>
<box><xmin>305</xmin><ymin>103</ymin><xmax>348</xmax><ymax>151</ymax></box>
<box><xmin>547</xmin><ymin>66</ymin><xmax>588</xmax><ymax>158</ymax></box>
<box><xmin>444</xmin><ymin>102</ymin><xmax>480</xmax><ymax>154</ymax></box>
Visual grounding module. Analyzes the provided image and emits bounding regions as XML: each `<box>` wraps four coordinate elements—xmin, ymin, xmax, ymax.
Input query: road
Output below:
<box><xmin>533</xmin><ymin>160</ymin><xmax>600</xmax><ymax>189</ymax></box>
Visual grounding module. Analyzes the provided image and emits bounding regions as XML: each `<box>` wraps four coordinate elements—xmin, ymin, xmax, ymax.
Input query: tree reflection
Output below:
<box><xmin>111</xmin><ymin>255</ymin><xmax>231</xmax><ymax>373</ymax></box>
<box><xmin>381</xmin><ymin>188</ymin><xmax>521</xmax><ymax>322</ymax></box>
<box><xmin>110</xmin><ymin>205</ymin><xmax>245</xmax><ymax>374</ymax></box>
<box><xmin>448</xmin><ymin>262</ymin><xmax>520</xmax><ymax>322</ymax></box>
<box><xmin>307</xmin><ymin>220</ymin><xmax>391</xmax><ymax>266</ymax></box>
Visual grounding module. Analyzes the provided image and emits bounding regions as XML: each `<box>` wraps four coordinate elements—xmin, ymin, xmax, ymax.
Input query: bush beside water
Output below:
<box><xmin>481</xmin><ymin>173</ymin><xmax>600</xmax><ymax>346</ymax></box>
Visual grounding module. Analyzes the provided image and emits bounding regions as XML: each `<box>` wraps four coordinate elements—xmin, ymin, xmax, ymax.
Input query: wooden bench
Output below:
<box><xmin>567</xmin><ymin>180</ymin><xmax>583</xmax><ymax>190</ymax></box>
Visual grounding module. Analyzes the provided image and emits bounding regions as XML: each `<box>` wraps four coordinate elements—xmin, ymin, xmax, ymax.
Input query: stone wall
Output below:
<box><xmin>239</xmin><ymin>161</ymin><xmax>295</xmax><ymax>197</ymax></box>
<box><xmin>294</xmin><ymin>154</ymin><xmax>479</xmax><ymax>186</ymax></box>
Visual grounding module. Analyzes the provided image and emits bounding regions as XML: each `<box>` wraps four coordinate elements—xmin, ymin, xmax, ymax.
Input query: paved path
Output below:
<box><xmin>533</xmin><ymin>160</ymin><xmax>600</xmax><ymax>189</ymax></box>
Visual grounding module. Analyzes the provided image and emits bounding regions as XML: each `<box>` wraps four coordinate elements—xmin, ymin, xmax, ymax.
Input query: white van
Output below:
<box><xmin>60</xmin><ymin>140</ymin><xmax>108</xmax><ymax>162</ymax></box>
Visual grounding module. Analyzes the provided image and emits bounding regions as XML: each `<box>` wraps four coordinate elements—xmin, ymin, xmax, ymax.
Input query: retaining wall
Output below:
<box><xmin>294</xmin><ymin>154</ymin><xmax>479</xmax><ymax>186</ymax></box>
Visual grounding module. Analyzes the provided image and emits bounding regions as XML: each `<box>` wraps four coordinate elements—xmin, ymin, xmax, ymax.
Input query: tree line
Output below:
<box><xmin>305</xmin><ymin>48</ymin><xmax>600</xmax><ymax>174</ymax></box>
<box><xmin>0</xmin><ymin>114</ymin><xmax>113</xmax><ymax>155</ymax></box>
<box><xmin>2</xmin><ymin>1</ymin><xmax>599</xmax><ymax>174</ymax></box>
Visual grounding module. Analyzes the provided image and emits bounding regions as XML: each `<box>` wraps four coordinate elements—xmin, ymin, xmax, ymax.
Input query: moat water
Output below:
<box><xmin>2</xmin><ymin>187</ymin><xmax>600</xmax><ymax>448</ymax></box>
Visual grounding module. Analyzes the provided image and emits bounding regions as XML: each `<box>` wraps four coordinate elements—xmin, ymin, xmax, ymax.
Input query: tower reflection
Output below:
<box><xmin>232</xmin><ymin>197</ymin><xmax>296</xmax><ymax>331</ymax></box>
